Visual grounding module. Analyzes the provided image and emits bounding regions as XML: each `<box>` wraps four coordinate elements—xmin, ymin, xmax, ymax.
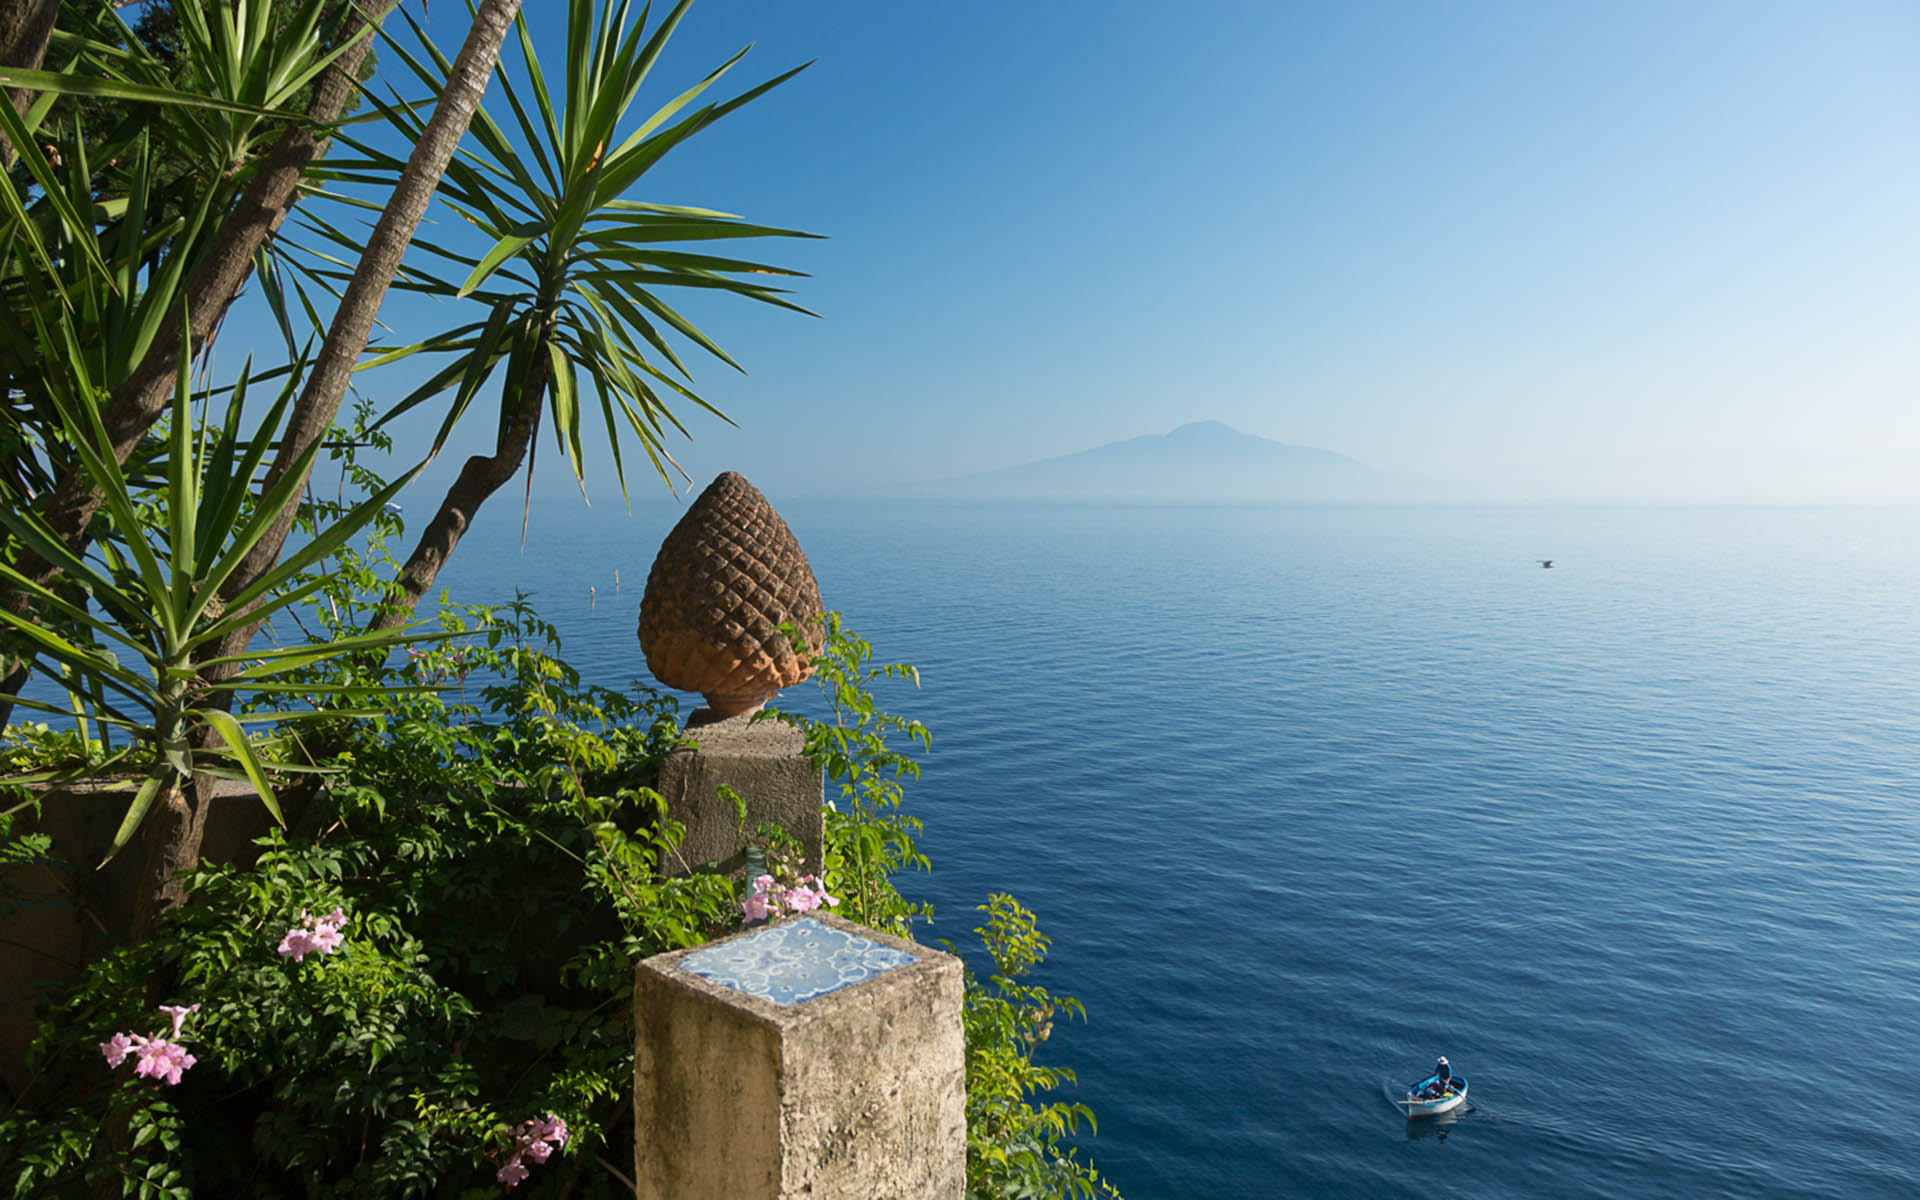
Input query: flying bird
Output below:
<box><xmin>1538</xmin><ymin>560</ymin><xmax>1554</xmax><ymax>568</ymax></box>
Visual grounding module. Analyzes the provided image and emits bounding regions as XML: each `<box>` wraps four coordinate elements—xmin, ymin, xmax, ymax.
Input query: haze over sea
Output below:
<box><xmin>439</xmin><ymin>499</ymin><xmax>1920</xmax><ymax>1198</ymax></box>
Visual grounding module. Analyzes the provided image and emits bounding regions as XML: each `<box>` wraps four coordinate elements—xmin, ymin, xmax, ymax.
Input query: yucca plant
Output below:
<box><xmin>0</xmin><ymin>0</ymin><xmax>402</xmax><ymax>728</ymax></box>
<box><xmin>0</xmin><ymin>326</ymin><xmax>435</xmax><ymax>930</ymax></box>
<box><xmin>306</xmin><ymin>0</ymin><xmax>817</xmax><ymax>624</ymax></box>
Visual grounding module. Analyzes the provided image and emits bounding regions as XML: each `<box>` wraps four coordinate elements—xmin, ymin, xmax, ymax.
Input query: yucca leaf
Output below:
<box><xmin>586</xmin><ymin>214</ymin><xmax>821</xmax><ymax>243</ymax></box>
<box><xmin>358</xmin><ymin>319</ymin><xmax>489</xmax><ymax>370</ymax></box>
<box><xmin>493</xmin><ymin>48</ymin><xmax>561</xmax><ymax>193</ymax></box>
<box><xmin>603</xmin><ymin>40</ymin><xmax>743</xmax><ymax>169</ymax></box>
<box><xmin>183</xmin><ymin>434</ymin><xmax>330</xmax><ymax>621</ymax></box>
<box><xmin>0</xmin><ymin>608</ymin><xmax>148</xmax><ymax>694</ymax></box>
<box><xmin>493</xmin><ymin>17</ymin><xmax>555</xmax><ymax>159</ymax></box>
<box><xmin>209</xmin><ymin>678</ymin><xmax>441</xmax><ymax>695</ymax></box>
<box><xmin>0</xmin><ymin>65</ymin><xmax>289</xmax><ymax>118</ymax></box>
<box><xmin>125</xmin><ymin>182</ymin><xmax>221</xmax><ymax>372</ymax></box>
<box><xmin>545</xmin><ymin>338</ymin><xmax>586</xmax><ymax>481</ymax></box>
<box><xmin>216</xmin><ymin>466</ymin><xmax>421</xmax><ymax>620</ymax></box>
<box><xmin>0</xmin><ymin>568</ymin><xmax>153</xmax><ymax>676</ymax></box>
<box><xmin>194</xmin><ymin>355</ymin><xmax>306</xmax><ymax>567</ymax></box>
<box><xmin>622</xmin><ymin>286</ymin><xmax>746</xmax><ymax>371</ymax></box>
<box><xmin>35</xmin><ymin>361</ymin><xmax>178</xmax><ymax>649</ymax></box>
<box><xmin>103</xmin><ymin>773</ymin><xmax>168</xmax><ymax>864</ymax></box>
<box><xmin>195</xmin><ymin>360</ymin><xmax>259</xmax><ymax>553</ymax></box>
<box><xmin>198</xmin><ymin>708</ymin><xmax>284</xmax><ymax>829</ymax></box>
<box><xmin>183</xmin><ymin>575</ymin><xmax>334</xmax><ymax>650</ymax></box>
<box><xmin>167</xmin><ymin>326</ymin><xmax>199</xmax><ymax>616</ymax></box>
<box><xmin>1</xmin><ymin>694</ymin><xmax>147</xmax><ymax>732</ymax></box>
<box><xmin>459</xmin><ymin>226</ymin><xmax>543</xmax><ymax>297</ymax></box>
<box><xmin>0</xmin><ymin>94</ymin><xmax>110</xmax><ymax>282</ymax></box>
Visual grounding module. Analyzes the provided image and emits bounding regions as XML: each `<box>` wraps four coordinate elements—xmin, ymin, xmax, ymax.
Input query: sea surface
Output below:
<box><xmin>435</xmin><ymin>500</ymin><xmax>1920</xmax><ymax>1199</ymax></box>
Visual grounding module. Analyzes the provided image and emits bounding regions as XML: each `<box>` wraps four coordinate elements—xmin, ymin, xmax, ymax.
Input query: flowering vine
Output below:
<box><xmin>277</xmin><ymin>906</ymin><xmax>347</xmax><ymax>962</ymax></box>
<box><xmin>100</xmin><ymin>1003</ymin><xmax>200</xmax><ymax>1086</ymax></box>
<box><xmin>741</xmin><ymin>873</ymin><xmax>839</xmax><ymax>923</ymax></box>
<box><xmin>496</xmin><ymin>1114</ymin><xmax>569</xmax><ymax>1188</ymax></box>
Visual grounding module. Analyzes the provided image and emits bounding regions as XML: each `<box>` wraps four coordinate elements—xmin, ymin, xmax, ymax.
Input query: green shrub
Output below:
<box><xmin>0</xmin><ymin>608</ymin><xmax>1119</xmax><ymax>1197</ymax></box>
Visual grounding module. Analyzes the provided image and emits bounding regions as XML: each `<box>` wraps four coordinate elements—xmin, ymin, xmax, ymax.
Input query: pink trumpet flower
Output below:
<box><xmin>101</xmin><ymin>1004</ymin><xmax>201</xmax><ymax>1086</ymax></box>
<box><xmin>278</xmin><ymin>906</ymin><xmax>348</xmax><ymax>962</ymax></box>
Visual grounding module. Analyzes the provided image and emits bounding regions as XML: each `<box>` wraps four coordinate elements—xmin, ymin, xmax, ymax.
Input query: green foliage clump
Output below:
<box><xmin>768</xmin><ymin>613</ymin><xmax>932</xmax><ymax>935</ymax></box>
<box><xmin>1</xmin><ymin>722</ymin><xmax>118</xmax><ymax>776</ymax></box>
<box><xmin>0</xmin><ymin>603</ymin><xmax>732</xmax><ymax>1197</ymax></box>
<box><xmin>0</xmin><ymin>599</ymin><xmax>1119</xmax><ymax>1197</ymax></box>
<box><xmin>960</xmin><ymin>896</ymin><xmax>1121</xmax><ymax>1200</ymax></box>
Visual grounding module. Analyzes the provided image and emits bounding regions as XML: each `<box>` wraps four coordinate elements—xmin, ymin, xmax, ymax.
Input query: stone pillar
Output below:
<box><xmin>632</xmin><ymin>913</ymin><xmax>965</xmax><ymax>1200</ymax></box>
<box><xmin>655</xmin><ymin>711</ymin><xmax>824</xmax><ymax>876</ymax></box>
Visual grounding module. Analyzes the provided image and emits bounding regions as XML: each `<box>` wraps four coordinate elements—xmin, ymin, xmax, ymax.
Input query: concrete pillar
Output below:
<box><xmin>655</xmin><ymin>711</ymin><xmax>824</xmax><ymax>877</ymax></box>
<box><xmin>632</xmin><ymin>913</ymin><xmax>965</xmax><ymax>1199</ymax></box>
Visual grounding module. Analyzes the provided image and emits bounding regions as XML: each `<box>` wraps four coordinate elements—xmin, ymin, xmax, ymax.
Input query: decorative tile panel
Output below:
<box><xmin>677</xmin><ymin>917</ymin><xmax>917</xmax><ymax>1006</ymax></box>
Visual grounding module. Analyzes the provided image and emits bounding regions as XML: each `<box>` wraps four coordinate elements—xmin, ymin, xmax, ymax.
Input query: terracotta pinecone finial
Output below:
<box><xmin>637</xmin><ymin>472</ymin><xmax>825</xmax><ymax>718</ymax></box>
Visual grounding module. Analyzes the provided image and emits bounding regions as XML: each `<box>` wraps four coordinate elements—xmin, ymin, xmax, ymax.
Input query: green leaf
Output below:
<box><xmin>459</xmin><ymin>226</ymin><xmax>542</xmax><ymax>297</ymax></box>
<box><xmin>166</xmin><ymin>314</ymin><xmax>199</xmax><ymax>614</ymax></box>
<box><xmin>215</xmin><ymin>466</ymin><xmax>422</xmax><ymax>620</ymax></box>
<box><xmin>104</xmin><ymin>774</ymin><xmax>169</xmax><ymax>865</ymax></box>
<box><xmin>546</xmin><ymin>338</ymin><xmax>585</xmax><ymax>481</ymax></box>
<box><xmin>0</xmin><ymin>66</ymin><xmax>291</xmax><ymax>118</ymax></box>
<box><xmin>0</xmin><ymin>95</ymin><xmax>110</xmax><ymax>282</ymax></box>
<box><xmin>199</xmin><ymin>708</ymin><xmax>284</xmax><ymax>828</ymax></box>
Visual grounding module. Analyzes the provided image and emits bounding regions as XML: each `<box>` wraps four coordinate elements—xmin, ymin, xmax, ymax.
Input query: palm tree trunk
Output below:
<box><xmin>166</xmin><ymin>0</ymin><xmax>523</xmax><ymax>873</ymax></box>
<box><xmin>0</xmin><ymin>0</ymin><xmax>57</xmax><ymax>164</ymax></box>
<box><xmin>128</xmin><ymin>780</ymin><xmax>198</xmax><ymax>944</ymax></box>
<box><xmin>375</xmin><ymin>357</ymin><xmax>551</xmax><ymax>631</ymax></box>
<box><xmin>210</xmin><ymin>0</ymin><xmax>525</xmax><ymax>653</ymax></box>
<box><xmin>126</xmin><ymin>0</ymin><xmax>522</xmax><ymax>931</ymax></box>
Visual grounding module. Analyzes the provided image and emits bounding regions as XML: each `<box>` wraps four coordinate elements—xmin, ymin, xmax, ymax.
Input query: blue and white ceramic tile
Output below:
<box><xmin>678</xmin><ymin>918</ymin><xmax>917</xmax><ymax>1006</ymax></box>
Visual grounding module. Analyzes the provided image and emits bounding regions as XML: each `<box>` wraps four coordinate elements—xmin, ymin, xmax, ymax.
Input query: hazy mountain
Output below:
<box><xmin>910</xmin><ymin>421</ymin><xmax>1437</xmax><ymax>502</ymax></box>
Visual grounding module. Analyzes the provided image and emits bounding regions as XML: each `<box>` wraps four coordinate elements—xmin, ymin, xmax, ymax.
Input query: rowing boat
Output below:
<box><xmin>1397</xmin><ymin>1074</ymin><xmax>1467</xmax><ymax>1118</ymax></box>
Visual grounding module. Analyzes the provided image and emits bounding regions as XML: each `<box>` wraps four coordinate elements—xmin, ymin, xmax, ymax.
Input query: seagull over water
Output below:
<box><xmin>1538</xmin><ymin>559</ymin><xmax>1554</xmax><ymax>568</ymax></box>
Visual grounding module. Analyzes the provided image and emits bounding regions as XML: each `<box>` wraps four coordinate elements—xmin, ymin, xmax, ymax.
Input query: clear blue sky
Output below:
<box><xmin>281</xmin><ymin>0</ymin><xmax>1920</xmax><ymax>506</ymax></box>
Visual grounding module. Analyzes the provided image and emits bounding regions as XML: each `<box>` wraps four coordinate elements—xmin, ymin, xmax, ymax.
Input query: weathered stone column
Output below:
<box><xmin>632</xmin><ymin>913</ymin><xmax>965</xmax><ymax>1199</ymax></box>
<box><xmin>655</xmin><ymin>711</ymin><xmax>824</xmax><ymax>876</ymax></box>
<box><xmin>638</xmin><ymin>472</ymin><xmax>828</xmax><ymax>874</ymax></box>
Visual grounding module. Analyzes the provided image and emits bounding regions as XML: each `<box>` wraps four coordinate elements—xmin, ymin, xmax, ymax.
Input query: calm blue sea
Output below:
<box><xmin>435</xmin><ymin>500</ymin><xmax>1920</xmax><ymax>1199</ymax></box>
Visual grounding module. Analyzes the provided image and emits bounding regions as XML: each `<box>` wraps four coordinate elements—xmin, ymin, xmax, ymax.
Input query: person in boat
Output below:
<box><xmin>1421</xmin><ymin>1056</ymin><xmax>1452</xmax><ymax>1098</ymax></box>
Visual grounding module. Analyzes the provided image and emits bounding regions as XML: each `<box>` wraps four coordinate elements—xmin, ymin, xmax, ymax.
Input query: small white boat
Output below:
<box><xmin>1397</xmin><ymin>1074</ymin><xmax>1468</xmax><ymax>1118</ymax></box>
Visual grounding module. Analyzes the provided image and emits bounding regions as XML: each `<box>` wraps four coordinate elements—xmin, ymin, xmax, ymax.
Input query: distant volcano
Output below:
<box><xmin>912</xmin><ymin>421</ymin><xmax>1429</xmax><ymax>502</ymax></box>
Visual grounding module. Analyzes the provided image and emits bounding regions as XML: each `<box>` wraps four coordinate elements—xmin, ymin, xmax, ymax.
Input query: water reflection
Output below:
<box><xmin>1404</xmin><ymin>1105</ymin><xmax>1468</xmax><ymax>1141</ymax></box>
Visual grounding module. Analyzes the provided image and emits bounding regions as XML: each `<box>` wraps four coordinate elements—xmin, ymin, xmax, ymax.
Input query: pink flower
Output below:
<box><xmin>496</xmin><ymin>1114</ymin><xmax>568</xmax><ymax>1189</ymax></box>
<box><xmin>785</xmin><ymin>886</ymin><xmax>820</xmax><ymax>913</ymax></box>
<box><xmin>102</xmin><ymin>1002</ymin><xmax>204</xmax><ymax>1086</ymax></box>
<box><xmin>781</xmin><ymin>876</ymin><xmax>837</xmax><ymax>914</ymax></box>
<box><xmin>131</xmin><ymin>1038</ymin><xmax>196</xmax><ymax>1086</ymax></box>
<box><xmin>100</xmin><ymin>1032</ymin><xmax>133</xmax><ymax>1068</ymax></box>
<box><xmin>750</xmin><ymin>874</ymin><xmax>776</xmax><ymax>894</ymax></box>
<box><xmin>741</xmin><ymin>891</ymin><xmax>771</xmax><ymax>921</ymax></box>
<box><xmin>158</xmin><ymin>1003</ymin><xmax>200</xmax><ymax>1039</ymax></box>
<box><xmin>278</xmin><ymin>907</ymin><xmax>347</xmax><ymax>961</ymax></box>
